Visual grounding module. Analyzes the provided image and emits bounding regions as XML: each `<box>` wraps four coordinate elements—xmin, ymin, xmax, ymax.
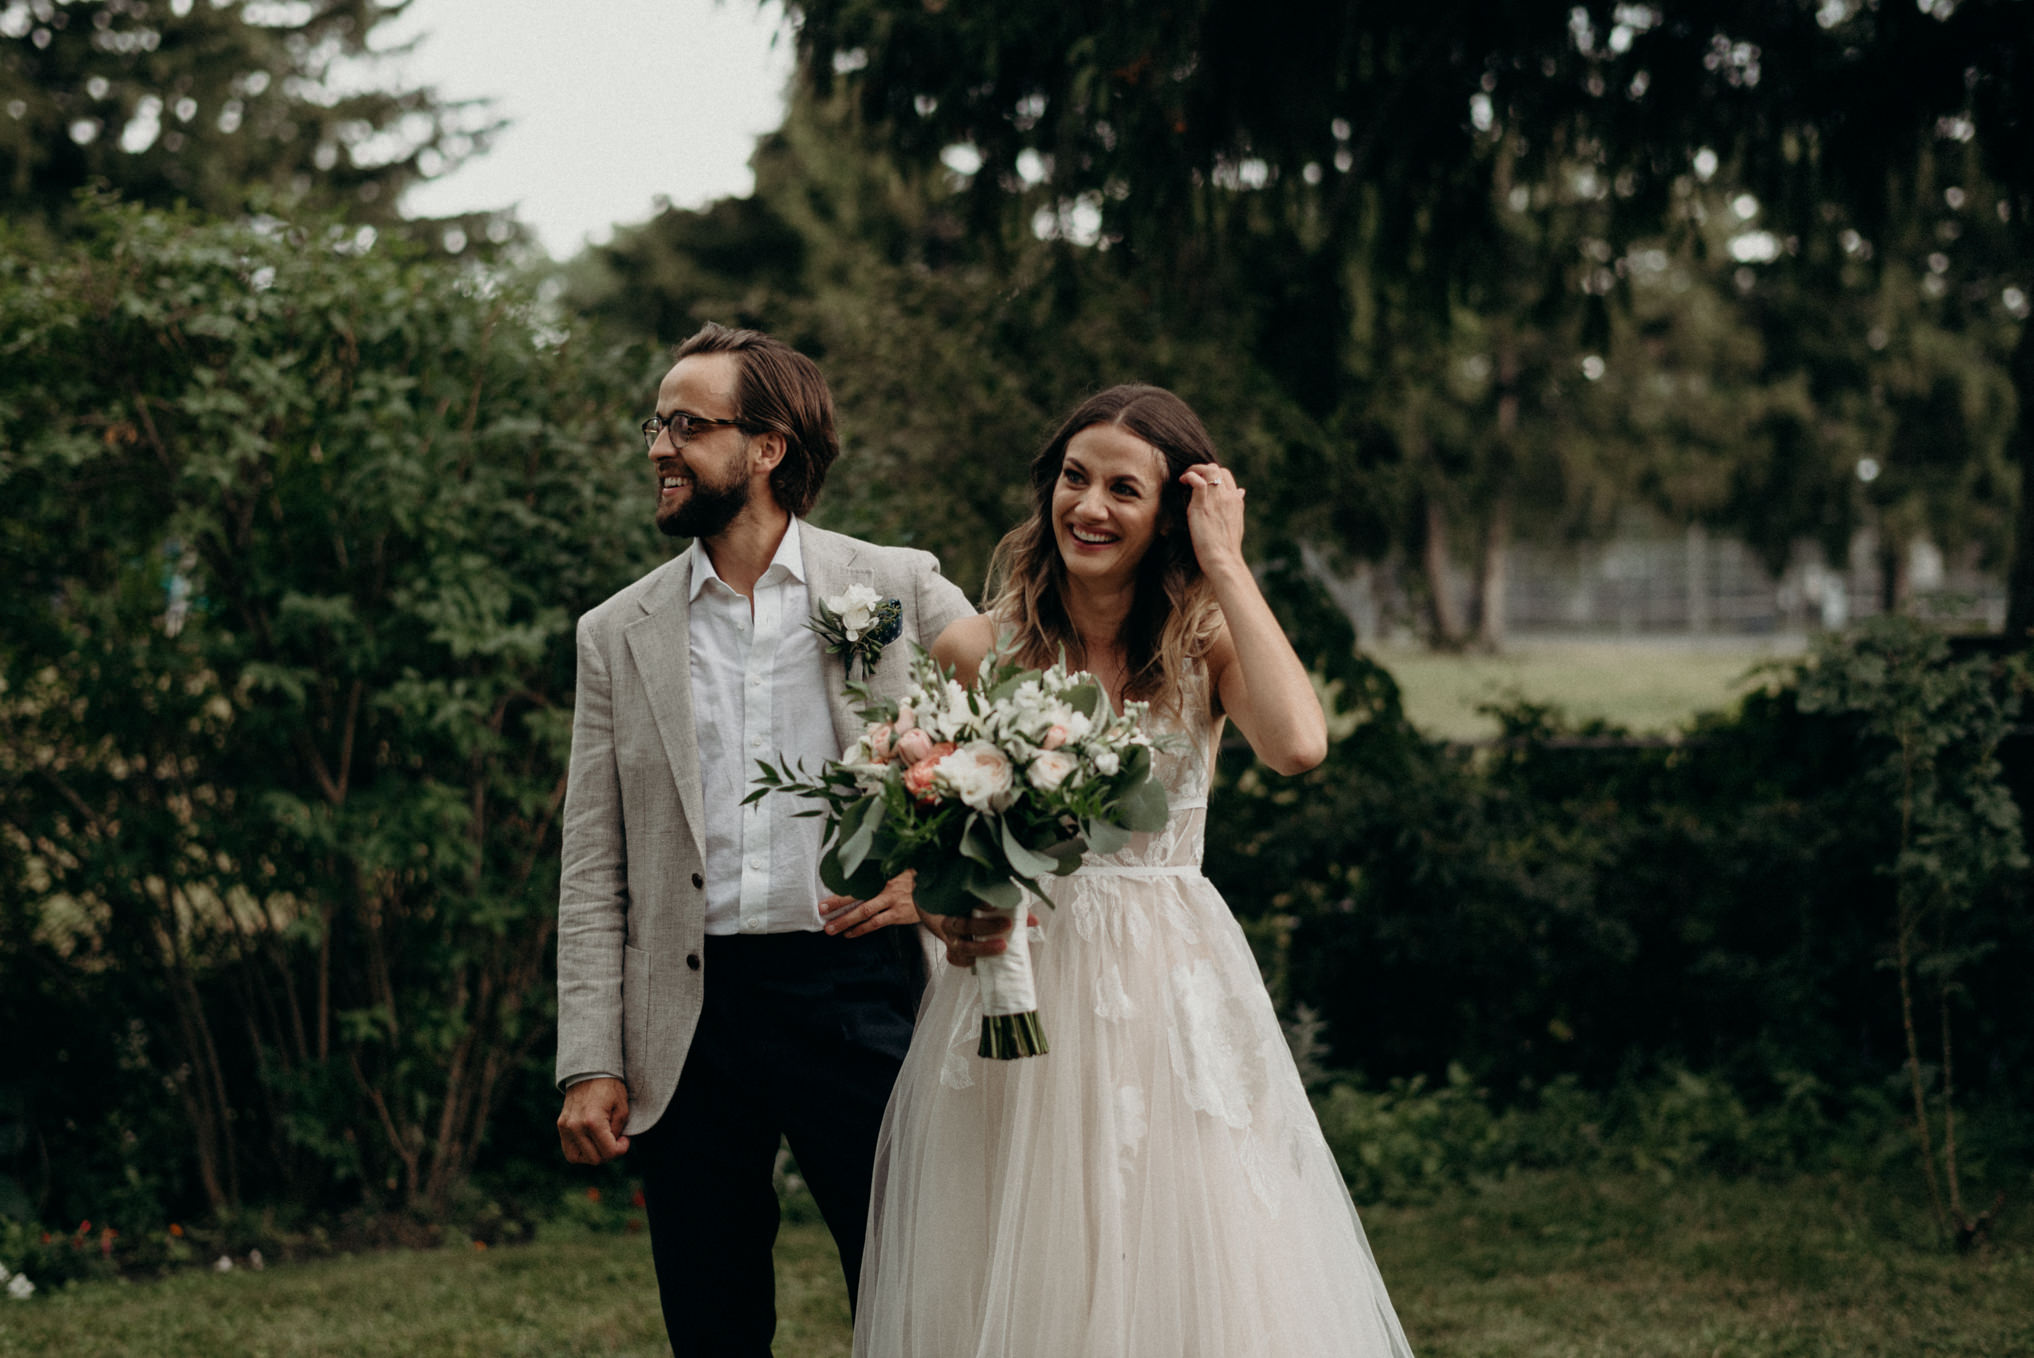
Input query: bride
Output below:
<box><xmin>851</xmin><ymin>385</ymin><xmax>1416</xmax><ymax>1357</ymax></box>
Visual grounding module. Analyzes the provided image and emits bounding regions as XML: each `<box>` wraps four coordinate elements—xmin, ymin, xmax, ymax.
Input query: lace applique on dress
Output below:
<box><xmin>1093</xmin><ymin>957</ymin><xmax>1137</xmax><ymax>1023</ymax></box>
<box><xmin>1164</xmin><ymin>957</ymin><xmax>1266</xmax><ymax>1132</ymax></box>
<box><xmin>1113</xmin><ymin>1084</ymin><xmax>1148</xmax><ymax>1199</ymax></box>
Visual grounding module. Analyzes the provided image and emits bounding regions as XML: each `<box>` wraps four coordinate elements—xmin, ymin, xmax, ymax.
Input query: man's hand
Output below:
<box><xmin>920</xmin><ymin>911</ymin><xmax>1038</xmax><ymax>969</ymax></box>
<box><xmin>820</xmin><ymin>870</ymin><xmax>919</xmax><ymax>938</ymax></box>
<box><xmin>557</xmin><ymin>1077</ymin><xmax>632</xmax><ymax>1165</ymax></box>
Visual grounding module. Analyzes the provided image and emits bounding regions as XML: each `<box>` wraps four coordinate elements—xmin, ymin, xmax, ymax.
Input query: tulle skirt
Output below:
<box><xmin>854</xmin><ymin>866</ymin><xmax>1415</xmax><ymax>1358</ymax></box>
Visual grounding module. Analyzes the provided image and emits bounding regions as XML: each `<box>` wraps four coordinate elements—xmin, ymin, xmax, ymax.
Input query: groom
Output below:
<box><xmin>553</xmin><ymin>322</ymin><xmax>974</xmax><ymax>1354</ymax></box>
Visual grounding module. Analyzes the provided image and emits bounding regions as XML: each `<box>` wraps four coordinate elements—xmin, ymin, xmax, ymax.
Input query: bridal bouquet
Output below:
<box><xmin>747</xmin><ymin>644</ymin><xmax>1170</xmax><ymax>1058</ymax></box>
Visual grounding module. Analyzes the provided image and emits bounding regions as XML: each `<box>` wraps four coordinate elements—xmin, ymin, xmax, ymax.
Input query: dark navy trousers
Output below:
<box><xmin>633</xmin><ymin>927</ymin><xmax>920</xmax><ymax>1358</ymax></box>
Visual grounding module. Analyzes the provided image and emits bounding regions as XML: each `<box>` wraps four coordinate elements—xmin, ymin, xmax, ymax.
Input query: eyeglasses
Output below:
<box><xmin>641</xmin><ymin>411</ymin><xmax>749</xmax><ymax>449</ymax></box>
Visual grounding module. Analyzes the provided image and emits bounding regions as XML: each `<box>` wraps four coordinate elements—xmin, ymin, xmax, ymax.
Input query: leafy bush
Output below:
<box><xmin>1214</xmin><ymin>606</ymin><xmax>2033</xmax><ymax>1126</ymax></box>
<box><xmin>0</xmin><ymin>201</ymin><xmax>661</xmax><ymax>1229</ymax></box>
<box><xmin>1312</xmin><ymin>1061</ymin><xmax>2022</xmax><ymax>1207</ymax></box>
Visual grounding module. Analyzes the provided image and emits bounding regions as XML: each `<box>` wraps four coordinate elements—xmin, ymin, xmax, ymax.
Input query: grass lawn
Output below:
<box><xmin>6</xmin><ymin>1170</ymin><xmax>2027</xmax><ymax>1356</ymax></box>
<box><xmin>1372</xmin><ymin>635</ymin><xmax>1806</xmax><ymax>743</ymax></box>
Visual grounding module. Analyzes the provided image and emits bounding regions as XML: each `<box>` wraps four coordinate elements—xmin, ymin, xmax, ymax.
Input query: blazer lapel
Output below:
<box><xmin>624</xmin><ymin>553</ymin><xmax>707</xmax><ymax>860</ymax></box>
<box><xmin>801</xmin><ymin>526</ymin><xmax>877</xmax><ymax>753</ymax></box>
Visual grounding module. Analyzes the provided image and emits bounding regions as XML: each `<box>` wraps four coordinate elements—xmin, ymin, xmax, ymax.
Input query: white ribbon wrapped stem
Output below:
<box><xmin>972</xmin><ymin>901</ymin><xmax>1047</xmax><ymax>1058</ymax></box>
<box><xmin>972</xmin><ymin>902</ymin><xmax>1035</xmax><ymax>1016</ymax></box>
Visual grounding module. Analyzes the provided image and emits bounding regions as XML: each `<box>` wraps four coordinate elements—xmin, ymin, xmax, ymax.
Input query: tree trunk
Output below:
<box><xmin>2004</xmin><ymin>317</ymin><xmax>2034</xmax><ymax>636</ymax></box>
<box><xmin>1475</xmin><ymin>496</ymin><xmax>1511</xmax><ymax>651</ymax></box>
<box><xmin>1421</xmin><ymin>495</ymin><xmax>1467</xmax><ymax>648</ymax></box>
<box><xmin>1474</xmin><ymin>331</ymin><xmax>1520</xmax><ymax>653</ymax></box>
<box><xmin>1878</xmin><ymin>532</ymin><xmax>1907</xmax><ymax>616</ymax></box>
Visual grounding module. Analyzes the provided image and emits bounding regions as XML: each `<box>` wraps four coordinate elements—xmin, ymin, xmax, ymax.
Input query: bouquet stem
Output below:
<box><xmin>971</xmin><ymin>903</ymin><xmax>1047</xmax><ymax>1059</ymax></box>
<box><xmin>980</xmin><ymin>1011</ymin><xmax>1048</xmax><ymax>1059</ymax></box>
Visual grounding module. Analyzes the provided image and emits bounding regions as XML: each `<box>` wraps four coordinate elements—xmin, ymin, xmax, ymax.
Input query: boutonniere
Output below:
<box><xmin>810</xmin><ymin>584</ymin><xmax>903</xmax><ymax>679</ymax></box>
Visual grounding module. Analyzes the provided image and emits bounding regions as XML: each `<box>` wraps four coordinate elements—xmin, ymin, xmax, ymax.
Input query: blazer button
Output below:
<box><xmin>686</xmin><ymin>953</ymin><xmax>701</xmax><ymax>971</ymax></box>
<box><xmin>691</xmin><ymin>872</ymin><xmax>704</xmax><ymax>889</ymax></box>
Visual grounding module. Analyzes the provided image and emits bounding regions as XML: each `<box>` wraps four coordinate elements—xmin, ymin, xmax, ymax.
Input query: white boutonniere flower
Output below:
<box><xmin>810</xmin><ymin>584</ymin><xmax>904</xmax><ymax>679</ymax></box>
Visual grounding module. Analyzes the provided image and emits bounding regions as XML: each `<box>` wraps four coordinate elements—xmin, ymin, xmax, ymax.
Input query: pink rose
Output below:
<box><xmin>893</xmin><ymin>703</ymin><xmax>917</xmax><ymax>736</ymax></box>
<box><xmin>866</xmin><ymin>722</ymin><xmax>894</xmax><ymax>763</ymax></box>
<box><xmin>895</xmin><ymin>728</ymin><xmax>935</xmax><ymax>765</ymax></box>
<box><xmin>1041</xmin><ymin>724</ymin><xmax>1069</xmax><ymax>751</ymax></box>
<box><xmin>903</xmin><ymin>742</ymin><xmax>958</xmax><ymax>803</ymax></box>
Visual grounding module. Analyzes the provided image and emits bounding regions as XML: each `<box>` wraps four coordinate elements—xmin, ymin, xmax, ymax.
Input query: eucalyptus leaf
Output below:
<box><xmin>1042</xmin><ymin>836</ymin><xmax>1087</xmax><ymax>875</ymax></box>
<box><xmin>999</xmin><ymin>817</ymin><xmax>1060</xmax><ymax>878</ymax></box>
<box><xmin>1115</xmin><ymin>773</ymin><xmax>1171</xmax><ymax>834</ymax></box>
<box><xmin>968</xmin><ymin>871</ymin><xmax>1025</xmax><ymax>911</ymax></box>
<box><xmin>837</xmin><ymin>794</ymin><xmax>885</xmax><ymax>877</ymax></box>
<box><xmin>1084</xmin><ymin>818</ymin><xmax>1131</xmax><ymax>857</ymax></box>
<box><xmin>913</xmin><ymin>851</ymin><xmax>978</xmax><ymax>917</ymax></box>
<box><xmin>958</xmin><ymin>814</ymin><xmax>996</xmax><ymax>866</ymax></box>
<box><xmin>1063</xmin><ymin>680</ymin><xmax>1106</xmax><ymax>719</ymax></box>
<box><xmin>820</xmin><ymin>843</ymin><xmax>889</xmax><ymax>901</ymax></box>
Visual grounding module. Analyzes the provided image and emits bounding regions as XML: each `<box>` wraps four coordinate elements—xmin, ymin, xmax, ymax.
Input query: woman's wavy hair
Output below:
<box><xmin>984</xmin><ymin>385</ymin><xmax>1223</xmax><ymax>717</ymax></box>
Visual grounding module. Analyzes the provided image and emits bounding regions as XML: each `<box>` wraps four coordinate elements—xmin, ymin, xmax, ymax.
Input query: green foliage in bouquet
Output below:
<box><xmin>746</xmin><ymin>645</ymin><xmax>1171</xmax><ymax>916</ymax></box>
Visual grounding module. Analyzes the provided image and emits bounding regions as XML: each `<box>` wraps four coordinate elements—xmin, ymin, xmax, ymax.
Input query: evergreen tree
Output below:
<box><xmin>0</xmin><ymin>0</ymin><xmax>499</xmax><ymax>238</ymax></box>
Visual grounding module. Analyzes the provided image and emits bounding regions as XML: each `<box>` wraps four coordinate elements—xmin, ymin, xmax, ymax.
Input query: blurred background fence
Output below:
<box><xmin>1326</xmin><ymin>526</ymin><xmax>2007</xmax><ymax>640</ymax></box>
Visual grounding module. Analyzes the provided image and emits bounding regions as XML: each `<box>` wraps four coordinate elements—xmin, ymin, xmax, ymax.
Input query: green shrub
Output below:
<box><xmin>0</xmin><ymin>201</ymin><xmax>660</xmax><ymax>1230</ymax></box>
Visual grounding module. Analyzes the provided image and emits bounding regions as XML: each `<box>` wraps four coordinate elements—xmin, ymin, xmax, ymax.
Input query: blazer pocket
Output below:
<box><xmin>622</xmin><ymin>943</ymin><xmax>651</xmax><ymax>1081</ymax></box>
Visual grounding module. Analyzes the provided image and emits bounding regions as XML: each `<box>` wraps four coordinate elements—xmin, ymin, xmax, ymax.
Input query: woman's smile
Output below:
<box><xmin>1052</xmin><ymin>423</ymin><xmax>1164</xmax><ymax>574</ymax></box>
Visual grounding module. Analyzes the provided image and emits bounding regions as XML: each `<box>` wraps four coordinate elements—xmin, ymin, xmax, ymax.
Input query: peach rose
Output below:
<box><xmin>1028</xmin><ymin>749</ymin><xmax>1077</xmax><ymax>792</ymax></box>
<box><xmin>1041</xmin><ymin>724</ymin><xmax>1070</xmax><ymax>751</ymax></box>
<box><xmin>903</xmin><ymin>742</ymin><xmax>958</xmax><ymax>803</ymax></box>
<box><xmin>895</xmin><ymin>728</ymin><xmax>935</xmax><ymax>765</ymax></box>
<box><xmin>865</xmin><ymin>722</ymin><xmax>895</xmax><ymax>763</ymax></box>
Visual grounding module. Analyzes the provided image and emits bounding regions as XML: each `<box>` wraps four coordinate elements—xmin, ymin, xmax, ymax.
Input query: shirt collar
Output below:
<box><xmin>689</xmin><ymin>516</ymin><xmax>807</xmax><ymax>600</ymax></box>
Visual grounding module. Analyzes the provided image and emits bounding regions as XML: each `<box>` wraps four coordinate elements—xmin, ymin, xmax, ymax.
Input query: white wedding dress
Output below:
<box><xmin>854</xmin><ymin>669</ymin><xmax>1416</xmax><ymax>1357</ymax></box>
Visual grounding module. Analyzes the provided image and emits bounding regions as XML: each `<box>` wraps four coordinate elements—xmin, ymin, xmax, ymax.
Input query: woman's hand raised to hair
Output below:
<box><xmin>1178</xmin><ymin>463</ymin><xmax>1248</xmax><ymax>579</ymax></box>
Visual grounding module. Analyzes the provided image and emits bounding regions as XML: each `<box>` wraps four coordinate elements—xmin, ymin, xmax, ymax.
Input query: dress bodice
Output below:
<box><xmin>1080</xmin><ymin>669</ymin><xmax>1214</xmax><ymax>875</ymax></box>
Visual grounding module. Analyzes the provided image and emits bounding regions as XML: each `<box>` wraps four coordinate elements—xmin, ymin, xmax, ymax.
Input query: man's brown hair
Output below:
<box><xmin>675</xmin><ymin>322</ymin><xmax>840</xmax><ymax>517</ymax></box>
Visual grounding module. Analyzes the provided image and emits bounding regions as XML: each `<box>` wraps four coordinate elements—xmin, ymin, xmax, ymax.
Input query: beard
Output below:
<box><xmin>656</xmin><ymin>467</ymin><xmax>751</xmax><ymax>540</ymax></box>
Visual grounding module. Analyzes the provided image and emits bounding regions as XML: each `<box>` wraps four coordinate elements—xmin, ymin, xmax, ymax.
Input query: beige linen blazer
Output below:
<box><xmin>553</xmin><ymin>522</ymin><xmax>975</xmax><ymax>1135</ymax></box>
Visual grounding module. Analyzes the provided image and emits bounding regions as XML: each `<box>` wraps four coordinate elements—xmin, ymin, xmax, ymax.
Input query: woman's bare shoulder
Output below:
<box><xmin>932</xmin><ymin>614</ymin><xmax>1002</xmax><ymax>682</ymax></box>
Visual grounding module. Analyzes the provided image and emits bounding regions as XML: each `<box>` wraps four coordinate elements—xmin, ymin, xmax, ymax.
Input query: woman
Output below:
<box><xmin>853</xmin><ymin>386</ymin><xmax>1416</xmax><ymax>1357</ymax></box>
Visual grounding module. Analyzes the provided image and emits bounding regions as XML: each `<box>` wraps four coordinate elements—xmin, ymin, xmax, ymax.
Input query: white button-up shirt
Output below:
<box><xmin>688</xmin><ymin>518</ymin><xmax>839</xmax><ymax>935</ymax></box>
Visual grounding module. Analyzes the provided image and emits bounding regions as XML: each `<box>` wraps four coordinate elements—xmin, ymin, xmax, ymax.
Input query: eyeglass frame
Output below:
<box><xmin>640</xmin><ymin>411</ymin><xmax>755</xmax><ymax>449</ymax></box>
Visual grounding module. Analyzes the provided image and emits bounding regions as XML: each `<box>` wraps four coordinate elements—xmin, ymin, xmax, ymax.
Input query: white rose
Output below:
<box><xmin>9</xmin><ymin>1273</ymin><xmax>35</xmax><ymax>1300</ymax></box>
<box><xmin>1028</xmin><ymin>749</ymin><xmax>1077</xmax><ymax>792</ymax></box>
<box><xmin>1092</xmin><ymin>749</ymin><xmax>1120</xmax><ymax>776</ymax></box>
<box><xmin>827</xmin><ymin>583</ymin><xmax>881</xmax><ymax>615</ymax></box>
<box><xmin>827</xmin><ymin>583</ymin><xmax>882</xmax><ymax>640</ymax></box>
<box><xmin>937</xmin><ymin>740</ymin><xmax>1018</xmax><ymax>812</ymax></box>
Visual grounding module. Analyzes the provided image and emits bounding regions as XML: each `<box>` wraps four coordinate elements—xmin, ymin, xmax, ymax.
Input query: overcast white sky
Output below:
<box><xmin>381</xmin><ymin>0</ymin><xmax>798</xmax><ymax>258</ymax></box>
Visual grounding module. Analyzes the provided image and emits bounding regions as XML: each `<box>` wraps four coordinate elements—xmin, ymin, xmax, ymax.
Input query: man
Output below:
<box><xmin>553</xmin><ymin>322</ymin><xmax>974</xmax><ymax>1354</ymax></box>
